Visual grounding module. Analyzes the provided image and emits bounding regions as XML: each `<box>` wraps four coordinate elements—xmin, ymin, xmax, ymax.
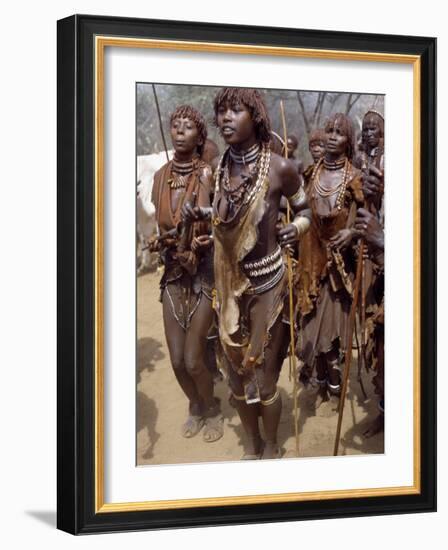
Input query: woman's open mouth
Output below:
<box><xmin>221</xmin><ymin>126</ymin><xmax>235</xmax><ymax>136</ymax></box>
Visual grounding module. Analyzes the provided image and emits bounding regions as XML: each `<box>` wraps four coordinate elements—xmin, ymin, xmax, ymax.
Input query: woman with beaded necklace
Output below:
<box><xmin>356</xmin><ymin>109</ymin><xmax>385</xmax><ymax>218</ymax></box>
<box><xmin>150</xmin><ymin>105</ymin><xmax>223</xmax><ymax>443</ymax></box>
<box><xmin>296</xmin><ymin>113</ymin><xmax>364</xmax><ymax>407</ymax></box>
<box><xmin>184</xmin><ymin>88</ymin><xmax>311</xmax><ymax>459</ymax></box>
<box><xmin>303</xmin><ymin>127</ymin><xmax>326</xmax><ymax>182</ymax></box>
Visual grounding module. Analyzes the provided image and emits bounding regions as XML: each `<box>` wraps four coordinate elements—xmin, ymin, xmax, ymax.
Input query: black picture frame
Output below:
<box><xmin>57</xmin><ymin>14</ymin><xmax>436</xmax><ymax>534</ymax></box>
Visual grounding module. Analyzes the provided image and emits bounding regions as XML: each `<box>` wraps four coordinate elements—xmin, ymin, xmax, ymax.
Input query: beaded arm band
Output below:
<box><xmin>287</xmin><ymin>186</ymin><xmax>306</xmax><ymax>209</ymax></box>
<box><xmin>291</xmin><ymin>215</ymin><xmax>311</xmax><ymax>237</ymax></box>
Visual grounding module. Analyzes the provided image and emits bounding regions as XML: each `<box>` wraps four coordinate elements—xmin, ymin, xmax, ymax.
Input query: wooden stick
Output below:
<box><xmin>280</xmin><ymin>101</ymin><xmax>293</xmax><ymax>386</ymax></box>
<box><xmin>333</xmin><ymin>240</ymin><xmax>365</xmax><ymax>456</ymax></box>
<box><xmin>280</xmin><ymin>100</ymin><xmax>300</xmax><ymax>457</ymax></box>
<box><xmin>361</xmin><ymin>259</ymin><xmax>366</xmax><ymax>345</ymax></box>
<box><xmin>355</xmin><ymin>312</ymin><xmax>368</xmax><ymax>400</ymax></box>
<box><xmin>152</xmin><ymin>84</ymin><xmax>170</xmax><ymax>163</ymax></box>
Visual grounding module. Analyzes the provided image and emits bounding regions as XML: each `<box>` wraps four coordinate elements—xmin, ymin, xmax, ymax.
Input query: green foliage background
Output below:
<box><xmin>137</xmin><ymin>83</ymin><xmax>384</xmax><ymax>166</ymax></box>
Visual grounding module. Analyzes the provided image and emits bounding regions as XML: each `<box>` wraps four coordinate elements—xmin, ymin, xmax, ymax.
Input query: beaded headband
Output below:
<box><xmin>364</xmin><ymin>109</ymin><xmax>384</xmax><ymax>121</ymax></box>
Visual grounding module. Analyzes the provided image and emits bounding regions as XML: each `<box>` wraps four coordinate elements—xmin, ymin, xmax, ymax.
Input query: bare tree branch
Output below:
<box><xmin>327</xmin><ymin>93</ymin><xmax>343</xmax><ymax>115</ymax></box>
<box><xmin>316</xmin><ymin>92</ymin><xmax>328</xmax><ymax>127</ymax></box>
<box><xmin>296</xmin><ymin>91</ymin><xmax>311</xmax><ymax>133</ymax></box>
<box><xmin>346</xmin><ymin>93</ymin><xmax>362</xmax><ymax>115</ymax></box>
<box><xmin>311</xmin><ymin>92</ymin><xmax>322</xmax><ymax>126</ymax></box>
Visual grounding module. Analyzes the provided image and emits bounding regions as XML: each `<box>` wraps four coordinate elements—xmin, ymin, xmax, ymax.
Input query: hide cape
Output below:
<box><xmin>212</xmin><ymin>153</ymin><xmax>286</xmax><ymax>371</ymax></box>
<box><xmin>151</xmin><ymin>158</ymin><xmax>214</xmax><ymax>329</ymax></box>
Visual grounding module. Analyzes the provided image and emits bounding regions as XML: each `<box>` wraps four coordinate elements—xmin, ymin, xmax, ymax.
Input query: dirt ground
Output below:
<box><xmin>137</xmin><ymin>269</ymin><xmax>384</xmax><ymax>466</ymax></box>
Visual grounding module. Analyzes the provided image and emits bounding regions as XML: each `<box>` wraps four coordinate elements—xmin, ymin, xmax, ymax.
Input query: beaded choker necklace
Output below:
<box><xmin>229</xmin><ymin>142</ymin><xmax>260</xmax><ymax>165</ymax></box>
<box><xmin>323</xmin><ymin>157</ymin><xmax>346</xmax><ymax>171</ymax></box>
<box><xmin>169</xmin><ymin>157</ymin><xmax>194</xmax><ymax>189</ymax></box>
<box><xmin>172</xmin><ymin>157</ymin><xmax>194</xmax><ymax>175</ymax></box>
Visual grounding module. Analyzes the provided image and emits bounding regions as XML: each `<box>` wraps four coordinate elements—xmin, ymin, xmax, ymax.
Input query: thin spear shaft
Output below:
<box><xmin>334</xmin><ymin>240</ymin><xmax>365</xmax><ymax>456</ymax></box>
<box><xmin>355</xmin><ymin>312</ymin><xmax>368</xmax><ymax>400</ymax></box>
<box><xmin>361</xmin><ymin>257</ymin><xmax>367</xmax><ymax>366</ymax></box>
<box><xmin>280</xmin><ymin>100</ymin><xmax>299</xmax><ymax>458</ymax></box>
<box><xmin>152</xmin><ymin>84</ymin><xmax>170</xmax><ymax>163</ymax></box>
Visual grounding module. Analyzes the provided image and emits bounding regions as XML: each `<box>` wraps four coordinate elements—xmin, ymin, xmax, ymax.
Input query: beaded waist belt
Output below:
<box><xmin>242</xmin><ymin>246</ymin><xmax>282</xmax><ymax>276</ymax></box>
<box><xmin>242</xmin><ymin>246</ymin><xmax>285</xmax><ymax>294</ymax></box>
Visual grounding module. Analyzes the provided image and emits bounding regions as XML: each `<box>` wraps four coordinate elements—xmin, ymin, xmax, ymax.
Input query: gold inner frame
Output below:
<box><xmin>94</xmin><ymin>36</ymin><xmax>421</xmax><ymax>513</ymax></box>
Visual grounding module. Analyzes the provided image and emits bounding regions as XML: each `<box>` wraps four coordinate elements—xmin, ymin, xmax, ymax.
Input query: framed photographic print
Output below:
<box><xmin>57</xmin><ymin>14</ymin><xmax>436</xmax><ymax>534</ymax></box>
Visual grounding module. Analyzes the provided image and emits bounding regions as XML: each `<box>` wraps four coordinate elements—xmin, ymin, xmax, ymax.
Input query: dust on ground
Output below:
<box><xmin>137</xmin><ymin>270</ymin><xmax>384</xmax><ymax>466</ymax></box>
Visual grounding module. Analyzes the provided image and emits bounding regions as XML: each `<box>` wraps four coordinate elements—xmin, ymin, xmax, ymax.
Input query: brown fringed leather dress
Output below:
<box><xmin>296</xmin><ymin>160</ymin><xmax>364</xmax><ymax>379</ymax></box>
<box><xmin>151</xmin><ymin>158</ymin><xmax>214</xmax><ymax>329</ymax></box>
<box><xmin>211</xmin><ymin>146</ymin><xmax>288</xmax><ymax>400</ymax></box>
